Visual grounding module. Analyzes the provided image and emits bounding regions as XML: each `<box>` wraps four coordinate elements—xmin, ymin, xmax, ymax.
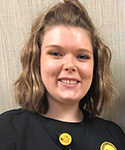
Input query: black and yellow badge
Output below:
<box><xmin>59</xmin><ymin>133</ymin><xmax>72</xmax><ymax>146</ymax></box>
<box><xmin>100</xmin><ymin>141</ymin><xmax>117</xmax><ymax>150</ymax></box>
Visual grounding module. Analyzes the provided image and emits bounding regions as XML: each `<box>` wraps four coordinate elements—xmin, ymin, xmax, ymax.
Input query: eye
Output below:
<box><xmin>49</xmin><ymin>51</ymin><xmax>62</xmax><ymax>56</ymax></box>
<box><xmin>77</xmin><ymin>54</ymin><xmax>89</xmax><ymax>60</ymax></box>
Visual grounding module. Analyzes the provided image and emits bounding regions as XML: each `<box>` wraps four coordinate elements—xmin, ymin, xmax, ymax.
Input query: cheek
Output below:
<box><xmin>80</xmin><ymin>63</ymin><xmax>94</xmax><ymax>79</ymax></box>
<box><xmin>40</xmin><ymin>59</ymin><xmax>59</xmax><ymax>77</ymax></box>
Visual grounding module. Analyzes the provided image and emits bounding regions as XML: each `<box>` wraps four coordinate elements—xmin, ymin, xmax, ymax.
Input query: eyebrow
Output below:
<box><xmin>45</xmin><ymin>44</ymin><xmax>93</xmax><ymax>54</ymax></box>
<box><xmin>45</xmin><ymin>45</ymin><xmax>63</xmax><ymax>50</ymax></box>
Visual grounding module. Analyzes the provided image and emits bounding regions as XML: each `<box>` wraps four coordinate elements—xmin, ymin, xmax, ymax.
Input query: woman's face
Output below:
<box><xmin>40</xmin><ymin>25</ymin><xmax>94</xmax><ymax>105</ymax></box>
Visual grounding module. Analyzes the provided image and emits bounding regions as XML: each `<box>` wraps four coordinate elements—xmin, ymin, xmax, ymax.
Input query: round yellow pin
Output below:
<box><xmin>100</xmin><ymin>141</ymin><xmax>117</xmax><ymax>150</ymax></box>
<box><xmin>59</xmin><ymin>133</ymin><xmax>72</xmax><ymax>146</ymax></box>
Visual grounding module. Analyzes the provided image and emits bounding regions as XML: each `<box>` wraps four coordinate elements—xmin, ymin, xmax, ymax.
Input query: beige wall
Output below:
<box><xmin>0</xmin><ymin>0</ymin><xmax>125</xmax><ymax>131</ymax></box>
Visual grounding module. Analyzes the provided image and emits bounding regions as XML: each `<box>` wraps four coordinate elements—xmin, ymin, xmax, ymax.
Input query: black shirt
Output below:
<box><xmin>0</xmin><ymin>109</ymin><xmax>125</xmax><ymax>150</ymax></box>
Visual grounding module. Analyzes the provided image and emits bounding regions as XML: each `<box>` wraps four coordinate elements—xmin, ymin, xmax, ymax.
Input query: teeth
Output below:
<box><xmin>61</xmin><ymin>80</ymin><xmax>77</xmax><ymax>84</ymax></box>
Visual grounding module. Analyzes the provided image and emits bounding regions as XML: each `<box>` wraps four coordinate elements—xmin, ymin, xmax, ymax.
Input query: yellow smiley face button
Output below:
<box><xmin>59</xmin><ymin>133</ymin><xmax>72</xmax><ymax>146</ymax></box>
<box><xmin>100</xmin><ymin>141</ymin><xmax>117</xmax><ymax>150</ymax></box>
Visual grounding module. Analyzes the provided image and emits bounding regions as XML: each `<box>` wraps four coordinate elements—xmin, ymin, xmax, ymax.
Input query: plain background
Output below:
<box><xmin>0</xmin><ymin>0</ymin><xmax>125</xmax><ymax>132</ymax></box>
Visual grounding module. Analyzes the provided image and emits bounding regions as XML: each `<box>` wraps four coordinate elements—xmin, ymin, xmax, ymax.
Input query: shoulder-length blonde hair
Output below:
<box><xmin>14</xmin><ymin>0</ymin><xmax>113</xmax><ymax>117</ymax></box>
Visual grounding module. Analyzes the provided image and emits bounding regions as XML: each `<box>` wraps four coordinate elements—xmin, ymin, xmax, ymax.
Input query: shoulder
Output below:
<box><xmin>83</xmin><ymin>110</ymin><xmax>125</xmax><ymax>148</ymax></box>
<box><xmin>86</xmin><ymin>115</ymin><xmax>125</xmax><ymax>136</ymax></box>
<box><xmin>0</xmin><ymin>108</ymin><xmax>38</xmax><ymax>135</ymax></box>
<box><xmin>0</xmin><ymin>109</ymin><xmax>28</xmax><ymax>149</ymax></box>
<box><xmin>0</xmin><ymin>108</ymin><xmax>25</xmax><ymax>119</ymax></box>
<box><xmin>83</xmin><ymin>111</ymin><xmax>125</xmax><ymax>149</ymax></box>
<box><xmin>0</xmin><ymin>108</ymin><xmax>34</xmax><ymax>124</ymax></box>
<box><xmin>83</xmin><ymin>110</ymin><xmax>125</xmax><ymax>136</ymax></box>
<box><xmin>0</xmin><ymin>109</ymin><xmax>40</xmax><ymax>149</ymax></box>
<box><xmin>93</xmin><ymin>116</ymin><xmax>124</xmax><ymax>135</ymax></box>
<box><xmin>0</xmin><ymin>109</ymin><xmax>61</xmax><ymax>149</ymax></box>
<box><xmin>86</xmin><ymin>115</ymin><xmax>125</xmax><ymax>147</ymax></box>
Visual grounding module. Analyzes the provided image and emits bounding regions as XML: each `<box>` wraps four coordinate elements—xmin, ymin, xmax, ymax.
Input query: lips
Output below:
<box><xmin>58</xmin><ymin>78</ymin><xmax>80</xmax><ymax>85</ymax></box>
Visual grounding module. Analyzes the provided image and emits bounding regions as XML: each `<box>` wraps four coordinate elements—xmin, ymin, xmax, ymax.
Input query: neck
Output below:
<box><xmin>43</xmin><ymin>97</ymin><xmax>83</xmax><ymax>123</ymax></box>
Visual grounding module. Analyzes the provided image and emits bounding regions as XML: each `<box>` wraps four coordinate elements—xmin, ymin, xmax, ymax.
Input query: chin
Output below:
<box><xmin>60</xmin><ymin>92</ymin><xmax>85</xmax><ymax>101</ymax></box>
<box><xmin>60</xmin><ymin>96</ymin><xmax>80</xmax><ymax>103</ymax></box>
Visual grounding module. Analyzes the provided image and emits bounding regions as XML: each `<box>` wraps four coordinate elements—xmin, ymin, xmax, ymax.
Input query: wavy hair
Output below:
<box><xmin>14</xmin><ymin>0</ymin><xmax>113</xmax><ymax>117</ymax></box>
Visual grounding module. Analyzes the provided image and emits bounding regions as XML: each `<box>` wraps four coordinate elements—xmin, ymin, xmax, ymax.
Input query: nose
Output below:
<box><xmin>63</xmin><ymin>56</ymin><xmax>77</xmax><ymax>72</ymax></box>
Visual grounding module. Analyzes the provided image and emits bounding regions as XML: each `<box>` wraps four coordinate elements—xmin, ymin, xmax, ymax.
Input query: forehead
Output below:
<box><xmin>42</xmin><ymin>25</ymin><xmax>93</xmax><ymax>51</ymax></box>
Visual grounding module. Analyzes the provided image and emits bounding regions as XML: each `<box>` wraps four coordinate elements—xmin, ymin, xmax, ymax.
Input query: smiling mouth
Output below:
<box><xmin>59</xmin><ymin>79</ymin><xmax>80</xmax><ymax>85</ymax></box>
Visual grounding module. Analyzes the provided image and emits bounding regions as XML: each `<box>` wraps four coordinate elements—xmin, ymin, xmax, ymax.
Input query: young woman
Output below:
<box><xmin>0</xmin><ymin>0</ymin><xmax>124</xmax><ymax>149</ymax></box>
